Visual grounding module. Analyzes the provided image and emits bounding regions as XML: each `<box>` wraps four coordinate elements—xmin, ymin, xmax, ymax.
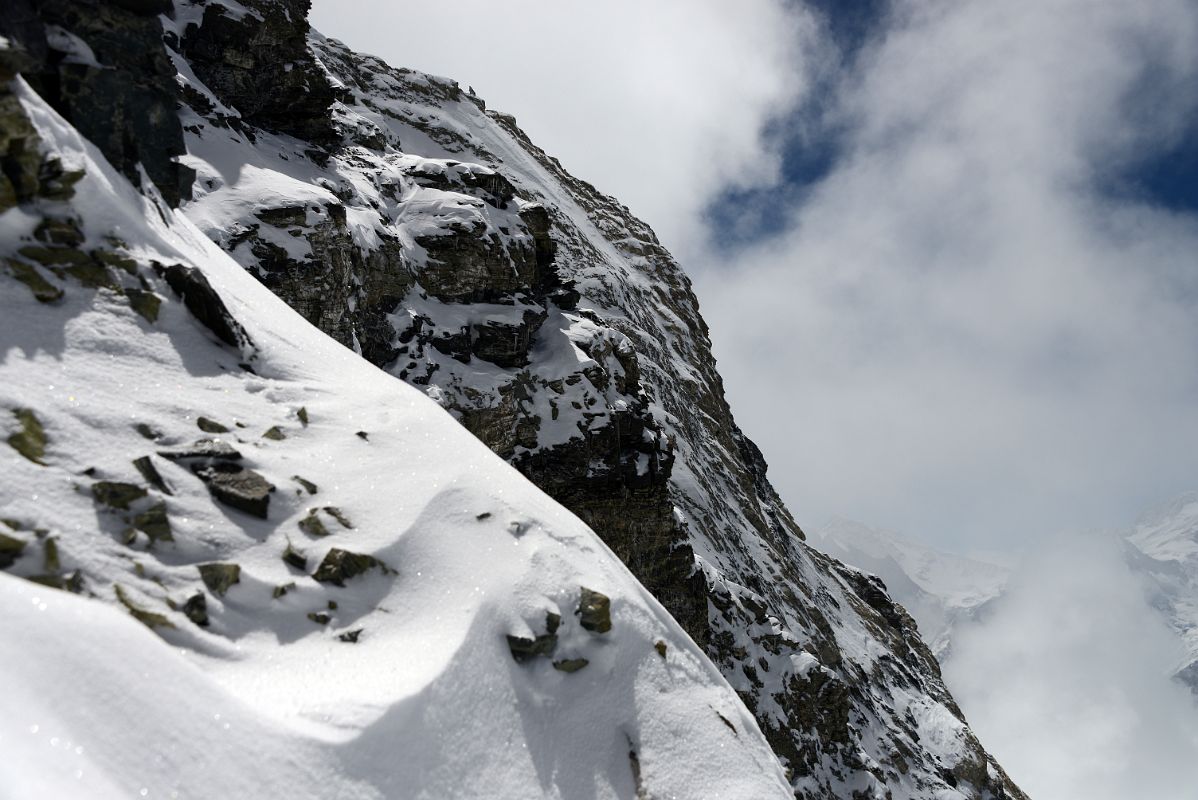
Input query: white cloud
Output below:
<box><xmin>944</xmin><ymin>533</ymin><xmax>1198</xmax><ymax>799</ymax></box>
<box><xmin>309</xmin><ymin>0</ymin><xmax>812</xmax><ymax>258</ymax></box>
<box><xmin>695</xmin><ymin>0</ymin><xmax>1198</xmax><ymax>549</ymax></box>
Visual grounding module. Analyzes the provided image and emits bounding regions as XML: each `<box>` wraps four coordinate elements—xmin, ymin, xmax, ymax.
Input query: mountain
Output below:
<box><xmin>0</xmin><ymin>2</ymin><xmax>1024</xmax><ymax>797</ymax></box>
<box><xmin>813</xmin><ymin>520</ymin><xmax>1009</xmax><ymax>660</ymax></box>
<box><xmin>1126</xmin><ymin>492</ymin><xmax>1198</xmax><ymax>693</ymax></box>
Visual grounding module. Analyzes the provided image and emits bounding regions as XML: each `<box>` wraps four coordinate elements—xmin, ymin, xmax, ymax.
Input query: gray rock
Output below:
<box><xmin>197</xmin><ymin>563</ymin><xmax>240</xmax><ymax>597</ymax></box>
<box><xmin>191</xmin><ymin>462</ymin><xmax>274</xmax><ymax>519</ymax></box>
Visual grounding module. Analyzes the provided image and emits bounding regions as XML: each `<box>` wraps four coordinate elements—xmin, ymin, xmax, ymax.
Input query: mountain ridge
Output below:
<box><xmin>0</xmin><ymin>2</ymin><xmax>1025</xmax><ymax>797</ymax></box>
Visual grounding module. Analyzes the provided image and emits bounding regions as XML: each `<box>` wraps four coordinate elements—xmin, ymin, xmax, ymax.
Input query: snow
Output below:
<box><xmin>0</xmin><ymin>82</ymin><xmax>790</xmax><ymax>798</ymax></box>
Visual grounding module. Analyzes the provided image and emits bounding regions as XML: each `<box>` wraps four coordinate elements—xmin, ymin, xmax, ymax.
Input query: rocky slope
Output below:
<box><xmin>0</xmin><ymin>2</ymin><xmax>1025</xmax><ymax>797</ymax></box>
<box><xmin>0</xmin><ymin>37</ymin><xmax>791</xmax><ymax>800</ymax></box>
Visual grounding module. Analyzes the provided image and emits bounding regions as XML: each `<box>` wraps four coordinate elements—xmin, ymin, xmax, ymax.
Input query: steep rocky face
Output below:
<box><xmin>0</xmin><ymin>3</ymin><xmax>1026</xmax><ymax>798</ymax></box>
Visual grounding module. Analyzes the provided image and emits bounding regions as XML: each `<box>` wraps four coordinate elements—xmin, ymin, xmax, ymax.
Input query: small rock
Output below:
<box><xmin>134</xmin><ymin>423</ymin><xmax>162</xmax><ymax>441</ymax></box>
<box><xmin>338</xmin><ymin>628</ymin><xmax>363</xmax><ymax>644</ymax></box>
<box><xmin>578</xmin><ymin>587</ymin><xmax>612</xmax><ymax>634</ymax></box>
<box><xmin>262</xmin><ymin>425</ymin><xmax>286</xmax><ymax>441</ymax></box>
<box><xmin>43</xmin><ymin>537</ymin><xmax>59</xmax><ymax>572</ymax></box>
<box><xmin>92</xmin><ymin>481</ymin><xmax>147</xmax><ymax>511</ymax></box>
<box><xmin>197</xmin><ymin>416</ymin><xmax>230</xmax><ymax>434</ymax></box>
<box><xmin>475</xmin><ymin>512</ymin><xmax>492</xmax><ymax>521</ymax></box>
<box><xmin>282</xmin><ymin>541</ymin><xmax>307</xmax><ymax>570</ymax></box>
<box><xmin>307</xmin><ymin>611</ymin><xmax>331</xmax><ymax>625</ymax></box>
<box><xmin>182</xmin><ymin>592</ymin><xmax>209</xmax><ymax>627</ymax></box>
<box><xmin>654</xmin><ymin>640</ymin><xmax>668</xmax><ymax>658</ymax></box>
<box><xmin>158</xmin><ymin>439</ymin><xmax>242</xmax><ymax>461</ymax></box>
<box><xmin>355</xmin><ymin>431</ymin><xmax>369</xmax><ymax>441</ymax></box>
<box><xmin>132</xmin><ymin>456</ymin><xmax>172</xmax><ymax>495</ymax></box>
<box><xmin>192</xmin><ymin>462</ymin><xmax>274</xmax><ymax>518</ymax></box>
<box><xmin>115</xmin><ymin>584</ymin><xmax>174</xmax><ymax>630</ymax></box>
<box><xmin>197</xmin><ymin>563</ymin><xmax>240</xmax><ymax>597</ymax></box>
<box><xmin>26</xmin><ymin>570</ymin><xmax>84</xmax><ymax>594</ymax></box>
<box><xmin>296</xmin><ymin>407</ymin><xmax>309</xmax><ymax>426</ymax></box>
<box><xmin>506</xmin><ymin>611</ymin><xmax>562</xmax><ymax>664</ymax></box>
<box><xmin>132</xmin><ymin>502</ymin><xmax>172</xmax><ymax>542</ymax></box>
<box><xmin>272</xmin><ymin>582</ymin><xmax>296</xmax><ymax>599</ymax></box>
<box><xmin>126</xmin><ymin>289</ymin><xmax>161</xmax><ymax>323</ymax></box>
<box><xmin>156</xmin><ymin>262</ymin><xmax>253</xmax><ymax>351</ymax></box>
<box><xmin>0</xmin><ymin>533</ymin><xmax>26</xmax><ymax>569</ymax></box>
<box><xmin>291</xmin><ymin>475</ymin><xmax>318</xmax><ymax>495</ymax></box>
<box><xmin>7</xmin><ymin>408</ymin><xmax>47</xmax><ymax>465</ymax></box>
<box><xmin>6</xmin><ymin>260</ymin><xmax>63</xmax><ymax>304</ymax></box>
<box><xmin>324</xmin><ymin>507</ymin><xmax>353</xmax><ymax>529</ymax></box>
<box><xmin>552</xmin><ymin>658</ymin><xmax>589</xmax><ymax>673</ymax></box>
<box><xmin>312</xmin><ymin>548</ymin><xmax>390</xmax><ymax>587</ymax></box>
<box><xmin>298</xmin><ymin>509</ymin><xmax>329</xmax><ymax>537</ymax></box>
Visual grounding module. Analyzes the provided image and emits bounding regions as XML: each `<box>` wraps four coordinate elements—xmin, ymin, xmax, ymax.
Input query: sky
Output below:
<box><xmin>309</xmin><ymin>2</ymin><xmax>1198</xmax><ymax>796</ymax></box>
<box><xmin>311</xmin><ymin>0</ymin><xmax>1198</xmax><ymax>556</ymax></box>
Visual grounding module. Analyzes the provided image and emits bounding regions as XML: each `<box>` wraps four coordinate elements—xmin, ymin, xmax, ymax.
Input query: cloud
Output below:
<box><xmin>309</xmin><ymin>0</ymin><xmax>812</xmax><ymax>259</ymax></box>
<box><xmin>694</xmin><ymin>0</ymin><xmax>1198</xmax><ymax>549</ymax></box>
<box><xmin>943</xmin><ymin>532</ymin><xmax>1198</xmax><ymax>799</ymax></box>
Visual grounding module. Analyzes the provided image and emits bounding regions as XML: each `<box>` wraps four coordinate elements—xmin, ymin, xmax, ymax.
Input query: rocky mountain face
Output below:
<box><xmin>0</xmin><ymin>2</ymin><xmax>1025</xmax><ymax>797</ymax></box>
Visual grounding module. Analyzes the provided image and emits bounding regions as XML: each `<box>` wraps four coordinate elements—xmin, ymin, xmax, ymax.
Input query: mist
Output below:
<box><xmin>945</xmin><ymin>533</ymin><xmax>1198</xmax><ymax>799</ymax></box>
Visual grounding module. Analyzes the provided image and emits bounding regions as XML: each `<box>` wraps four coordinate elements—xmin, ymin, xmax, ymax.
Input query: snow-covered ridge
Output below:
<box><xmin>0</xmin><ymin>73</ymin><xmax>790</xmax><ymax>799</ymax></box>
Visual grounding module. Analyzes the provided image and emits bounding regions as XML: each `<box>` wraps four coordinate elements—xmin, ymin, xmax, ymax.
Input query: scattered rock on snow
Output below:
<box><xmin>198</xmin><ymin>563</ymin><xmax>241</xmax><ymax>597</ymax></box>
<box><xmin>7</xmin><ymin>408</ymin><xmax>47</xmax><ymax>464</ymax></box>
<box><xmin>312</xmin><ymin>548</ymin><xmax>390</xmax><ymax>586</ymax></box>
<box><xmin>578</xmin><ymin>587</ymin><xmax>612</xmax><ymax>634</ymax></box>
<box><xmin>191</xmin><ymin>462</ymin><xmax>275</xmax><ymax>518</ymax></box>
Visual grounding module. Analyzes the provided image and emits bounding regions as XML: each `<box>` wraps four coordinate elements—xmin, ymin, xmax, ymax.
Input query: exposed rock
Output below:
<box><xmin>552</xmin><ymin>658</ymin><xmax>588</xmax><ymax>673</ymax></box>
<box><xmin>262</xmin><ymin>425</ymin><xmax>286</xmax><ymax>441</ymax></box>
<box><xmin>307</xmin><ymin>611</ymin><xmax>331</xmax><ymax>625</ymax></box>
<box><xmin>291</xmin><ymin>475</ymin><xmax>318</xmax><ymax>495</ymax></box>
<box><xmin>0</xmin><ymin>0</ymin><xmax>193</xmax><ymax>205</ymax></box>
<box><xmin>197</xmin><ymin>416</ymin><xmax>230</xmax><ymax>434</ymax></box>
<box><xmin>91</xmin><ymin>481</ymin><xmax>147</xmax><ymax>510</ymax></box>
<box><xmin>132</xmin><ymin>502</ymin><xmax>172</xmax><ymax>543</ymax></box>
<box><xmin>157</xmin><ymin>439</ymin><xmax>242</xmax><ymax>461</ymax></box>
<box><xmin>182</xmin><ymin>592</ymin><xmax>209</xmax><ymax>627</ymax></box>
<box><xmin>198</xmin><ymin>562</ymin><xmax>241</xmax><ymax>597</ymax></box>
<box><xmin>132</xmin><ymin>455</ymin><xmax>171</xmax><ymax>495</ymax></box>
<box><xmin>654</xmin><ymin>640</ymin><xmax>667</xmax><ymax>658</ymax></box>
<box><xmin>125</xmin><ymin>288</ymin><xmax>161</xmax><ymax>322</ymax></box>
<box><xmin>298</xmin><ymin>509</ymin><xmax>329</xmax><ymax>538</ymax></box>
<box><xmin>7</xmin><ymin>408</ymin><xmax>47</xmax><ymax>464</ymax></box>
<box><xmin>5</xmin><ymin>259</ymin><xmax>64</xmax><ymax>304</ymax></box>
<box><xmin>114</xmin><ymin>584</ymin><xmax>173</xmax><ymax>629</ymax></box>
<box><xmin>311</xmin><ymin>548</ymin><xmax>390</xmax><ymax>587</ymax></box>
<box><xmin>282</xmin><ymin>541</ymin><xmax>307</xmax><ymax>571</ymax></box>
<box><xmin>0</xmin><ymin>533</ymin><xmax>26</xmax><ymax>569</ymax></box>
<box><xmin>338</xmin><ymin>628</ymin><xmax>363</xmax><ymax>643</ymax></box>
<box><xmin>179</xmin><ymin>0</ymin><xmax>337</xmax><ymax>147</ymax></box>
<box><xmin>578</xmin><ymin>587</ymin><xmax>612</xmax><ymax>634</ymax></box>
<box><xmin>506</xmin><ymin>611</ymin><xmax>561</xmax><ymax>664</ymax></box>
<box><xmin>191</xmin><ymin>461</ymin><xmax>274</xmax><ymax>519</ymax></box>
<box><xmin>155</xmin><ymin>263</ymin><xmax>253</xmax><ymax>352</ymax></box>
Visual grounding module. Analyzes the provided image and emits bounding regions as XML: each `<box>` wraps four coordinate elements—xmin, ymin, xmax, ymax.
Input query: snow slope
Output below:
<box><xmin>0</xmin><ymin>79</ymin><xmax>791</xmax><ymax>799</ymax></box>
